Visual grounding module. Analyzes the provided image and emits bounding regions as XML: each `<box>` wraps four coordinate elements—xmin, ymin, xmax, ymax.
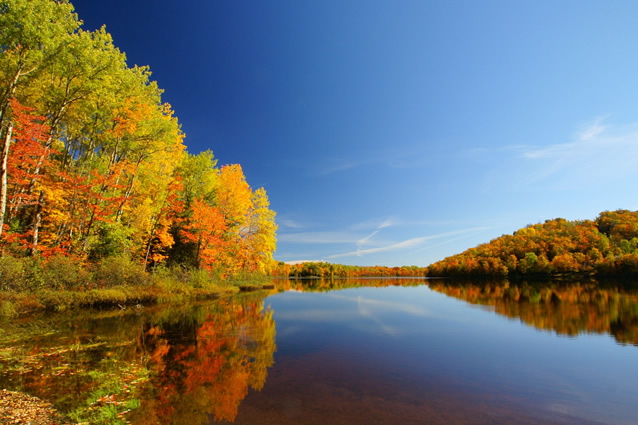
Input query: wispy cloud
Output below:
<box><xmin>278</xmin><ymin>218</ymin><xmax>305</xmax><ymax>229</ymax></box>
<box><xmin>317</xmin><ymin>145</ymin><xmax>436</xmax><ymax>175</ymax></box>
<box><xmin>378</xmin><ymin>218</ymin><xmax>395</xmax><ymax>229</ymax></box>
<box><xmin>278</xmin><ymin>232</ymin><xmax>360</xmax><ymax>244</ymax></box>
<box><xmin>284</xmin><ymin>259</ymin><xmax>325</xmax><ymax>265</ymax></box>
<box><xmin>328</xmin><ymin>227</ymin><xmax>489</xmax><ymax>259</ymax></box>
<box><xmin>512</xmin><ymin>118</ymin><xmax>638</xmax><ymax>184</ymax></box>
<box><xmin>280</xmin><ymin>216</ymin><xmax>400</xmax><ymax>247</ymax></box>
<box><xmin>576</xmin><ymin>117</ymin><xmax>607</xmax><ymax>141</ymax></box>
<box><xmin>466</xmin><ymin>117</ymin><xmax>638</xmax><ymax>197</ymax></box>
<box><xmin>354</xmin><ymin>217</ymin><xmax>396</xmax><ymax>249</ymax></box>
<box><xmin>356</xmin><ymin>230</ymin><xmax>380</xmax><ymax>248</ymax></box>
<box><xmin>349</xmin><ymin>216</ymin><xmax>398</xmax><ymax>231</ymax></box>
<box><xmin>319</xmin><ymin>158</ymin><xmax>375</xmax><ymax>175</ymax></box>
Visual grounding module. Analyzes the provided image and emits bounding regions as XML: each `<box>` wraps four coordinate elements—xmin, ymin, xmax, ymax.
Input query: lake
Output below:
<box><xmin>0</xmin><ymin>278</ymin><xmax>636</xmax><ymax>424</ymax></box>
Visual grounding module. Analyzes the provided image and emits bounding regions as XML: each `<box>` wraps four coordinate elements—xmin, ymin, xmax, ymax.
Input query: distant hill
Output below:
<box><xmin>427</xmin><ymin>210</ymin><xmax>638</xmax><ymax>278</ymax></box>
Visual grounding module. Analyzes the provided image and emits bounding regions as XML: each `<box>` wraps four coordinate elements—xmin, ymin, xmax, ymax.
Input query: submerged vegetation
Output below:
<box><xmin>0</xmin><ymin>296</ymin><xmax>276</xmax><ymax>424</ymax></box>
<box><xmin>0</xmin><ymin>0</ymin><xmax>277</xmax><ymax>311</ymax></box>
<box><xmin>427</xmin><ymin>210</ymin><xmax>638</xmax><ymax>279</ymax></box>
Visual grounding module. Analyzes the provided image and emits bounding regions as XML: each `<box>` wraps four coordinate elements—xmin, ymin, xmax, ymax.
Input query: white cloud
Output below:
<box><xmin>378</xmin><ymin>218</ymin><xmax>395</xmax><ymax>229</ymax></box>
<box><xmin>486</xmin><ymin>118</ymin><xmax>638</xmax><ymax>191</ymax></box>
<box><xmin>278</xmin><ymin>218</ymin><xmax>305</xmax><ymax>229</ymax></box>
<box><xmin>278</xmin><ymin>232</ymin><xmax>360</xmax><ymax>244</ymax></box>
<box><xmin>354</xmin><ymin>217</ymin><xmax>397</xmax><ymax>248</ymax></box>
<box><xmin>356</xmin><ymin>230</ymin><xmax>380</xmax><ymax>248</ymax></box>
<box><xmin>284</xmin><ymin>259</ymin><xmax>325</xmax><ymax>265</ymax></box>
<box><xmin>520</xmin><ymin>118</ymin><xmax>637</xmax><ymax>167</ymax></box>
<box><xmin>349</xmin><ymin>216</ymin><xmax>398</xmax><ymax>231</ymax></box>
<box><xmin>328</xmin><ymin>227</ymin><xmax>490</xmax><ymax>259</ymax></box>
<box><xmin>577</xmin><ymin>118</ymin><xmax>606</xmax><ymax>141</ymax></box>
<box><xmin>316</xmin><ymin>144</ymin><xmax>436</xmax><ymax>175</ymax></box>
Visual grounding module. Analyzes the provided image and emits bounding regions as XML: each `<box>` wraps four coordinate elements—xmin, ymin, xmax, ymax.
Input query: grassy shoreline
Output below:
<box><xmin>0</xmin><ymin>254</ymin><xmax>273</xmax><ymax>317</ymax></box>
<box><xmin>0</xmin><ymin>284</ymin><xmax>240</xmax><ymax>317</ymax></box>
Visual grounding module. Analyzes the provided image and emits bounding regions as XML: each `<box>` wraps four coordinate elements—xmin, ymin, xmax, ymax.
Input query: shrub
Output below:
<box><xmin>0</xmin><ymin>256</ymin><xmax>26</xmax><ymax>291</ymax></box>
<box><xmin>0</xmin><ymin>300</ymin><xmax>17</xmax><ymax>318</ymax></box>
<box><xmin>92</xmin><ymin>255</ymin><xmax>149</xmax><ymax>288</ymax></box>
<box><xmin>0</xmin><ymin>256</ymin><xmax>44</xmax><ymax>292</ymax></box>
<box><xmin>41</xmin><ymin>255</ymin><xmax>87</xmax><ymax>290</ymax></box>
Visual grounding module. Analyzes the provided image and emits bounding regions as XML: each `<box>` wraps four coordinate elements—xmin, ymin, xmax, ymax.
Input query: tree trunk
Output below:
<box><xmin>30</xmin><ymin>190</ymin><xmax>45</xmax><ymax>256</ymax></box>
<box><xmin>0</xmin><ymin>123</ymin><xmax>14</xmax><ymax>240</ymax></box>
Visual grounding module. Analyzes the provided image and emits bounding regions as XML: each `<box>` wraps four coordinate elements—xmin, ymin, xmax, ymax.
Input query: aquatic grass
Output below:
<box><xmin>68</xmin><ymin>360</ymin><xmax>149</xmax><ymax>425</ymax></box>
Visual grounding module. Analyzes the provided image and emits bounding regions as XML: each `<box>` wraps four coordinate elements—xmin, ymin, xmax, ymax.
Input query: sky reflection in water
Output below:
<box><xmin>222</xmin><ymin>284</ymin><xmax>638</xmax><ymax>425</ymax></box>
<box><xmin>0</xmin><ymin>282</ymin><xmax>636</xmax><ymax>424</ymax></box>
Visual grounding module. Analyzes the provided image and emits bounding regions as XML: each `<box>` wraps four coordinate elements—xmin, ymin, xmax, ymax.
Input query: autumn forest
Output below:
<box><xmin>426</xmin><ymin>210</ymin><xmax>638</xmax><ymax>279</ymax></box>
<box><xmin>1</xmin><ymin>0</ymin><xmax>638</xmax><ymax>306</ymax></box>
<box><xmin>0</xmin><ymin>0</ymin><xmax>277</xmax><ymax>291</ymax></box>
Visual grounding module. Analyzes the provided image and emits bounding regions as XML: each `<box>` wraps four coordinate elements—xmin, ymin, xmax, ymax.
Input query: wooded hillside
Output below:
<box><xmin>427</xmin><ymin>210</ymin><xmax>638</xmax><ymax>278</ymax></box>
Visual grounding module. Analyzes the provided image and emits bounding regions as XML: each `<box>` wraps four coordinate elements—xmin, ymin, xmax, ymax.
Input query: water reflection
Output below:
<box><xmin>253</xmin><ymin>279</ymin><xmax>638</xmax><ymax>425</ymax></box>
<box><xmin>278</xmin><ymin>277</ymin><xmax>638</xmax><ymax>346</ymax></box>
<box><xmin>426</xmin><ymin>279</ymin><xmax>638</xmax><ymax>346</ymax></box>
<box><xmin>1</xmin><ymin>278</ymin><xmax>637</xmax><ymax>424</ymax></box>
<box><xmin>0</xmin><ymin>295</ymin><xmax>276</xmax><ymax>424</ymax></box>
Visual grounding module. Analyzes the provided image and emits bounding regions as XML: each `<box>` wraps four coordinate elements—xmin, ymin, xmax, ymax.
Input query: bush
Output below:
<box><xmin>42</xmin><ymin>255</ymin><xmax>87</xmax><ymax>290</ymax></box>
<box><xmin>0</xmin><ymin>256</ymin><xmax>44</xmax><ymax>292</ymax></box>
<box><xmin>0</xmin><ymin>256</ymin><xmax>26</xmax><ymax>291</ymax></box>
<box><xmin>0</xmin><ymin>300</ymin><xmax>17</xmax><ymax>318</ymax></box>
<box><xmin>92</xmin><ymin>255</ymin><xmax>149</xmax><ymax>288</ymax></box>
<box><xmin>151</xmin><ymin>264</ymin><xmax>215</xmax><ymax>289</ymax></box>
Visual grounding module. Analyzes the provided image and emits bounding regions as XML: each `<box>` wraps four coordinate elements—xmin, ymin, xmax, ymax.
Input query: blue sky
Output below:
<box><xmin>72</xmin><ymin>0</ymin><xmax>638</xmax><ymax>266</ymax></box>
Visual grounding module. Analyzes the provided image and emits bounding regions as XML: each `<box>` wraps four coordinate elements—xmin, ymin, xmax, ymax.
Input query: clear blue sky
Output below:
<box><xmin>72</xmin><ymin>0</ymin><xmax>638</xmax><ymax>267</ymax></box>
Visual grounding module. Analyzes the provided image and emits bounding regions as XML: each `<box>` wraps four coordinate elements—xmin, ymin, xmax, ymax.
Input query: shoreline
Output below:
<box><xmin>0</xmin><ymin>280</ymin><xmax>277</xmax><ymax>318</ymax></box>
<box><xmin>0</xmin><ymin>389</ymin><xmax>70</xmax><ymax>425</ymax></box>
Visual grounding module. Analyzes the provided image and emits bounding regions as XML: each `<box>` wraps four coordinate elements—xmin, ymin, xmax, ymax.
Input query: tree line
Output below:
<box><xmin>0</xmin><ymin>0</ymin><xmax>276</xmax><ymax>279</ymax></box>
<box><xmin>427</xmin><ymin>210</ymin><xmax>638</xmax><ymax>278</ymax></box>
<box><xmin>270</xmin><ymin>261</ymin><xmax>427</xmax><ymax>278</ymax></box>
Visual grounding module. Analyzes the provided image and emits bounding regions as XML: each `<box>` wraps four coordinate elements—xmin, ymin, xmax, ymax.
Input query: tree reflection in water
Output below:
<box><xmin>0</xmin><ymin>295</ymin><xmax>276</xmax><ymax>424</ymax></box>
<box><xmin>277</xmin><ymin>277</ymin><xmax>638</xmax><ymax>346</ymax></box>
<box><xmin>427</xmin><ymin>279</ymin><xmax>638</xmax><ymax>346</ymax></box>
<box><xmin>133</xmin><ymin>299</ymin><xmax>276</xmax><ymax>424</ymax></box>
<box><xmin>1</xmin><ymin>278</ymin><xmax>636</xmax><ymax>424</ymax></box>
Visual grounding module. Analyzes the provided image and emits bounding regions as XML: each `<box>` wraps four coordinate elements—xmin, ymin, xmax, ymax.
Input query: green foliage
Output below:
<box><xmin>92</xmin><ymin>254</ymin><xmax>149</xmax><ymax>288</ymax></box>
<box><xmin>151</xmin><ymin>263</ymin><xmax>216</xmax><ymax>290</ymax></box>
<box><xmin>41</xmin><ymin>254</ymin><xmax>87</xmax><ymax>290</ymax></box>
<box><xmin>0</xmin><ymin>300</ymin><xmax>17</xmax><ymax>318</ymax></box>
<box><xmin>0</xmin><ymin>0</ymin><xmax>277</xmax><ymax>287</ymax></box>
<box><xmin>87</xmin><ymin>222</ymin><xmax>133</xmax><ymax>261</ymax></box>
<box><xmin>0</xmin><ymin>255</ymin><xmax>27</xmax><ymax>291</ymax></box>
<box><xmin>0</xmin><ymin>256</ymin><xmax>45</xmax><ymax>292</ymax></box>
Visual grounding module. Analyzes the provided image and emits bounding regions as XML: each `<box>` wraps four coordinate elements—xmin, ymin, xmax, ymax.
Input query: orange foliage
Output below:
<box><xmin>180</xmin><ymin>197</ymin><xmax>228</xmax><ymax>270</ymax></box>
<box><xmin>427</xmin><ymin>211</ymin><xmax>638</xmax><ymax>278</ymax></box>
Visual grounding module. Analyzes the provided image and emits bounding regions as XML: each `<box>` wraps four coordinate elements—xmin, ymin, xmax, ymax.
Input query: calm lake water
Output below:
<box><xmin>0</xmin><ymin>278</ymin><xmax>637</xmax><ymax>424</ymax></box>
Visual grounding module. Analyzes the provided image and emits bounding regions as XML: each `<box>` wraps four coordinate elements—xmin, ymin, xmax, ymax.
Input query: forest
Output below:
<box><xmin>0</xmin><ymin>0</ymin><xmax>277</xmax><ymax>295</ymax></box>
<box><xmin>427</xmin><ymin>210</ymin><xmax>638</xmax><ymax>278</ymax></box>
<box><xmin>270</xmin><ymin>261</ymin><xmax>427</xmax><ymax>278</ymax></box>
